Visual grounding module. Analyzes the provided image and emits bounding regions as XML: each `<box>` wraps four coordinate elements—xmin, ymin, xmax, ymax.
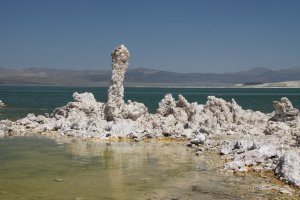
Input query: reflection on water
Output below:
<box><xmin>0</xmin><ymin>137</ymin><xmax>286</xmax><ymax>199</ymax></box>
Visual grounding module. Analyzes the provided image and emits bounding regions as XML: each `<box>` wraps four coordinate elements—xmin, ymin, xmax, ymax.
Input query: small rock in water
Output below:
<box><xmin>0</xmin><ymin>100</ymin><xmax>4</xmax><ymax>107</ymax></box>
<box><xmin>189</xmin><ymin>134</ymin><xmax>206</xmax><ymax>145</ymax></box>
<box><xmin>140</xmin><ymin>178</ymin><xmax>150</xmax><ymax>182</ymax></box>
<box><xmin>279</xmin><ymin>187</ymin><xmax>292</xmax><ymax>195</ymax></box>
<box><xmin>54</xmin><ymin>178</ymin><xmax>63</xmax><ymax>182</ymax></box>
<box><xmin>220</xmin><ymin>147</ymin><xmax>232</xmax><ymax>155</ymax></box>
<box><xmin>219</xmin><ymin>141</ymin><xmax>233</xmax><ymax>155</ymax></box>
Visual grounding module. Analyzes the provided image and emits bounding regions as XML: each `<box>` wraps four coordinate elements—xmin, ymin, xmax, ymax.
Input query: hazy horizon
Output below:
<box><xmin>1</xmin><ymin>0</ymin><xmax>300</xmax><ymax>73</ymax></box>
<box><xmin>1</xmin><ymin>65</ymin><xmax>300</xmax><ymax>75</ymax></box>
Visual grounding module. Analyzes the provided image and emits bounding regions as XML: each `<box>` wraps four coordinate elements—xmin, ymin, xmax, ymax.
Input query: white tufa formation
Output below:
<box><xmin>1</xmin><ymin>45</ymin><xmax>300</xmax><ymax>188</ymax></box>
<box><xmin>271</xmin><ymin>97</ymin><xmax>299</xmax><ymax>122</ymax></box>
<box><xmin>275</xmin><ymin>151</ymin><xmax>300</xmax><ymax>186</ymax></box>
<box><xmin>105</xmin><ymin>45</ymin><xmax>130</xmax><ymax>121</ymax></box>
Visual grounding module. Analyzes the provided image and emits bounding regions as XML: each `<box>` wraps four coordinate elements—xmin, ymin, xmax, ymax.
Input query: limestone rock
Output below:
<box><xmin>73</xmin><ymin>92</ymin><xmax>97</xmax><ymax>104</ymax></box>
<box><xmin>157</xmin><ymin>94</ymin><xmax>176</xmax><ymax>116</ymax></box>
<box><xmin>121</xmin><ymin>100</ymin><xmax>148</xmax><ymax>121</ymax></box>
<box><xmin>275</xmin><ymin>151</ymin><xmax>300</xmax><ymax>186</ymax></box>
<box><xmin>271</xmin><ymin>97</ymin><xmax>299</xmax><ymax>122</ymax></box>
<box><xmin>105</xmin><ymin>45</ymin><xmax>130</xmax><ymax>121</ymax></box>
<box><xmin>233</xmin><ymin>140</ymin><xmax>257</xmax><ymax>151</ymax></box>
<box><xmin>264</xmin><ymin>121</ymin><xmax>291</xmax><ymax>135</ymax></box>
<box><xmin>220</xmin><ymin>140</ymin><xmax>233</xmax><ymax>155</ymax></box>
<box><xmin>224</xmin><ymin>144</ymin><xmax>278</xmax><ymax>172</ymax></box>
<box><xmin>189</xmin><ymin>134</ymin><xmax>206</xmax><ymax>145</ymax></box>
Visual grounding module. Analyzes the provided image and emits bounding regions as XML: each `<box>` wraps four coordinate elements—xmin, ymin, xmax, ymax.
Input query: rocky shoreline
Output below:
<box><xmin>0</xmin><ymin>45</ymin><xmax>300</xmax><ymax>189</ymax></box>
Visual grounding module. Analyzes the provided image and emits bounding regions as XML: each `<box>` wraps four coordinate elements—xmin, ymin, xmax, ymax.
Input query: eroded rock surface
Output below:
<box><xmin>275</xmin><ymin>151</ymin><xmax>300</xmax><ymax>186</ymax></box>
<box><xmin>105</xmin><ymin>45</ymin><xmax>130</xmax><ymax>121</ymax></box>
<box><xmin>271</xmin><ymin>97</ymin><xmax>299</xmax><ymax>122</ymax></box>
<box><xmin>0</xmin><ymin>45</ymin><xmax>300</xmax><ymax>187</ymax></box>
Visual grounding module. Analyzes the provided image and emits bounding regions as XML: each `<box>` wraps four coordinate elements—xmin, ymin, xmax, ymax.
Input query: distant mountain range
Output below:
<box><xmin>0</xmin><ymin>66</ymin><xmax>299</xmax><ymax>87</ymax></box>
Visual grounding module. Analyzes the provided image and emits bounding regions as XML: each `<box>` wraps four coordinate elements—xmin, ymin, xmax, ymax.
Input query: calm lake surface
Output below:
<box><xmin>0</xmin><ymin>86</ymin><xmax>299</xmax><ymax>199</ymax></box>
<box><xmin>0</xmin><ymin>137</ymin><xmax>283</xmax><ymax>199</ymax></box>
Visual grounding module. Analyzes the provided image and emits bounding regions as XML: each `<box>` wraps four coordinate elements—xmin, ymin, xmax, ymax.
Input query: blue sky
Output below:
<box><xmin>0</xmin><ymin>0</ymin><xmax>299</xmax><ymax>73</ymax></box>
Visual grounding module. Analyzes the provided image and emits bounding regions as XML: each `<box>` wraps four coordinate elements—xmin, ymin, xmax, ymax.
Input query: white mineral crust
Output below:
<box><xmin>275</xmin><ymin>151</ymin><xmax>300</xmax><ymax>186</ymax></box>
<box><xmin>105</xmin><ymin>44</ymin><xmax>130</xmax><ymax>121</ymax></box>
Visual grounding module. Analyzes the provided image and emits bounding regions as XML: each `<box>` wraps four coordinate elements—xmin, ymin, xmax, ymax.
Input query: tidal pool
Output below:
<box><xmin>0</xmin><ymin>137</ymin><xmax>289</xmax><ymax>199</ymax></box>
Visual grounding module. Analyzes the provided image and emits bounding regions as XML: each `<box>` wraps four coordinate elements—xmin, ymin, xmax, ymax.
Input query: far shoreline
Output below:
<box><xmin>0</xmin><ymin>83</ymin><xmax>300</xmax><ymax>88</ymax></box>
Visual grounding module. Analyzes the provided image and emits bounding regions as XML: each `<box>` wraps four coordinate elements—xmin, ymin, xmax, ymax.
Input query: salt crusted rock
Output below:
<box><xmin>105</xmin><ymin>45</ymin><xmax>130</xmax><ymax>121</ymax></box>
<box><xmin>271</xmin><ymin>97</ymin><xmax>299</xmax><ymax>122</ymax></box>
<box><xmin>121</xmin><ymin>100</ymin><xmax>148</xmax><ymax>121</ymax></box>
<box><xmin>224</xmin><ymin>144</ymin><xmax>278</xmax><ymax>172</ymax></box>
<box><xmin>189</xmin><ymin>134</ymin><xmax>206</xmax><ymax>145</ymax></box>
<box><xmin>157</xmin><ymin>94</ymin><xmax>176</xmax><ymax>116</ymax></box>
<box><xmin>275</xmin><ymin>151</ymin><xmax>300</xmax><ymax>186</ymax></box>
<box><xmin>73</xmin><ymin>92</ymin><xmax>97</xmax><ymax>104</ymax></box>
<box><xmin>264</xmin><ymin>121</ymin><xmax>291</xmax><ymax>135</ymax></box>
<box><xmin>103</xmin><ymin>45</ymin><xmax>148</xmax><ymax>122</ymax></box>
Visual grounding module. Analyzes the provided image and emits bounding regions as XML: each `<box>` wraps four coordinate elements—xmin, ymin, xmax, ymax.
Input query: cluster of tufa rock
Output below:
<box><xmin>270</xmin><ymin>97</ymin><xmax>299</xmax><ymax>122</ymax></box>
<box><xmin>0</xmin><ymin>45</ymin><xmax>300</xmax><ymax>187</ymax></box>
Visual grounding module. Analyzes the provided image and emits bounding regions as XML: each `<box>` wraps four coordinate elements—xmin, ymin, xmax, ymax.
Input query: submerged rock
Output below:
<box><xmin>0</xmin><ymin>100</ymin><xmax>5</xmax><ymax>107</ymax></box>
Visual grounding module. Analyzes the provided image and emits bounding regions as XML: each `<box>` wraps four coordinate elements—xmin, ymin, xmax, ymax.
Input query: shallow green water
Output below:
<box><xmin>0</xmin><ymin>137</ymin><xmax>286</xmax><ymax>199</ymax></box>
<box><xmin>0</xmin><ymin>86</ymin><xmax>300</xmax><ymax>120</ymax></box>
